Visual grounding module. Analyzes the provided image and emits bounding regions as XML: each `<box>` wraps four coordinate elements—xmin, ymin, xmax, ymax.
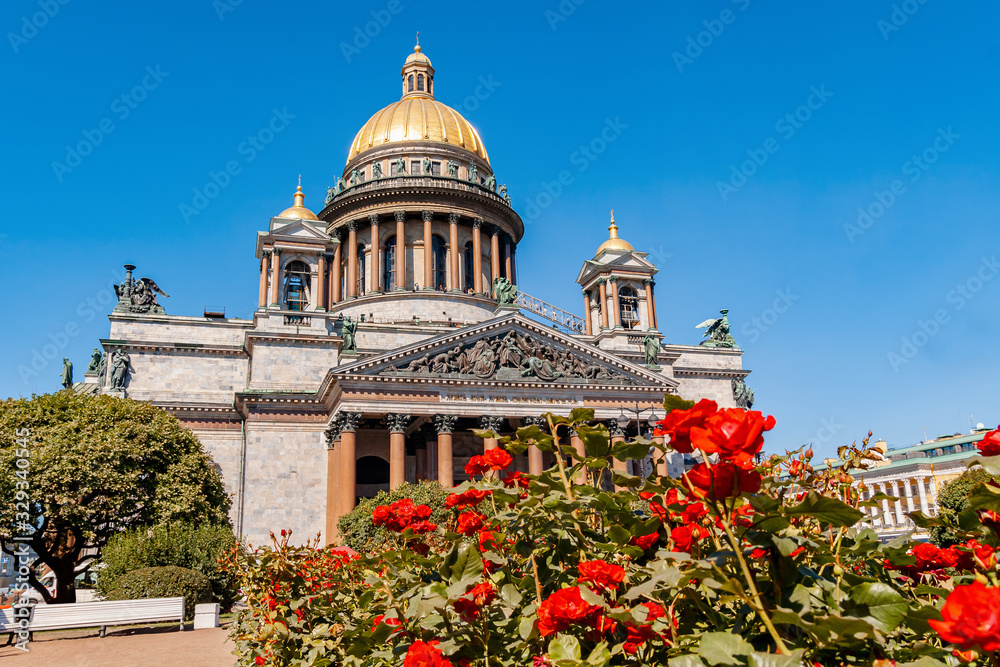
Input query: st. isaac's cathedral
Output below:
<box><xmin>88</xmin><ymin>42</ymin><xmax>750</xmax><ymax>545</ymax></box>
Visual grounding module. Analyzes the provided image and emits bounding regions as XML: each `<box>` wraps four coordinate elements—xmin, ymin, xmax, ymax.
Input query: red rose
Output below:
<box><xmin>689</xmin><ymin>408</ymin><xmax>776</xmax><ymax>468</ymax></box>
<box><xmin>584</xmin><ymin>613</ymin><xmax>618</xmax><ymax>641</ymax></box>
<box><xmin>670</xmin><ymin>524</ymin><xmax>707</xmax><ymax>553</ymax></box>
<box><xmin>624</xmin><ymin>601</ymin><xmax>669</xmax><ymax>651</ymax></box>
<box><xmin>482</xmin><ymin>448</ymin><xmax>514</xmax><ymax>471</ymax></box>
<box><xmin>978</xmin><ymin>428</ymin><xmax>1000</xmax><ymax>457</ymax></box>
<box><xmin>629</xmin><ymin>532</ymin><xmax>659</xmax><ymax>551</ymax></box>
<box><xmin>536</xmin><ymin>587</ymin><xmax>596</xmax><ymax>637</ymax></box>
<box><xmin>502</xmin><ymin>470</ymin><xmax>530</xmax><ymax>489</ymax></box>
<box><xmin>446</xmin><ymin>489</ymin><xmax>492</xmax><ymax>510</ymax></box>
<box><xmin>654</xmin><ymin>399</ymin><xmax>718</xmax><ymax>453</ymax></box>
<box><xmin>453</xmin><ymin>581</ymin><xmax>496</xmax><ymax>621</ymax></box>
<box><xmin>409</xmin><ymin>520</ymin><xmax>438</xmax><ymax>535</ymax></box>
<box><xmin>477</xmin><ymin>529</ymin><xmax>499</xmax><ymax>552</ymax></box>
<box><xmin>577</xmin><ymin>559</ymin><xmax>626</xmax><ymax>593</ymax></box>
<box><xmin>929</xmin><ymin>581</ymin><xmax>1000</xmax><ymax>651</ymax></box>
<box><xmin>911</xmin><ymin>543</ymin><xmax>959</xmax><ymax>571</ymax></box>
<box><xmin>372</xmin><ymin>614</ymin><xmax>403</xmax><ymax>633</ymax></box>
<box><xmin>404</xmin><ymin>640</ymin><xmax>454</xmax><ymax>667</ymax></box>
<box><xmin>683</xmin><ymin>461</ymin><xmax>761</xmax><ymax>501</ymax></box>
<box><xmin>680</xmin><ymin>502</ymin><xmax>709</xmax><ymax>524</ymax></box>
<box><xmin>372</xmin><ymin>505</ymin><xmax>392</xmax><ymax>527</ymax></box>
<box><xmin>456</xmin><ymin>511</ymin><xmax>486</xmax><ymax>536</ymax></box>
<box><xmin>255</xmin><ymin>657</ymin><xmax>266</xmax><ymax>666</ymax></box>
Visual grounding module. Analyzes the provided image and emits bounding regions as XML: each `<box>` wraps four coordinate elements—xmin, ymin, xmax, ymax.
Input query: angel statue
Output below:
<box><xmin>732</xmin><ymin>377</ymin><xmax>755</xmax><ymax>410</ymax></box>
<box><xmin>113</xmin><ymin>265</ymin><xmax>170</xmax><ymax>314</ymax></box>
<box><xmin>492</xmin><ymin>276</ymin><xmax>517</xmax><ymax>306</ymax></box>
<box><xmin>341</xmin><ymin>317</ymin><xmax>358</xmax><ymax>353</ymax></box>
<box><xmin>696</xmin><ymin>309</ymin><xmax>737</xmax><ymax>348</ymax></box>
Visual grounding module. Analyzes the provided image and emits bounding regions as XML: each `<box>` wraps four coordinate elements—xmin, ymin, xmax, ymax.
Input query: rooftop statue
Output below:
<box><xmin>372</xmin><ymin>162</ymin><xmax>383</xmax><ymax>179</ymax></box>
<box><xmin>485</xmin><ymin>174</ymin><xmax>496</xmax><ymax>192</ymax></box>
<box><xmin>113</xmin><ymin>265</ymin><xmax>169</xmax><ymax>314</ymax></box>
<box><xmin>86</xmin><ymin>348</ymin><xmax>102</xmax><ymax>373</ymax></box>
<box><xmin>110</xmin><ymin>349</ymin><xmax>131</xmax><ymax>391</ymax></box>
<box><xmin>641</xmin><ymin>333</ymin><xmax>661</xmax><ymax>366</ymax></box>
<box><xmin>447</xmin><ymin>160</ymin><xmax>458</xmax><ymax>178</ymax></box>
<box><xmin>732</xmin><ymin>377</ymin><xmax>755</xmax><ymax>410</ymax></box>
<box><xmin>696</xmin><ymin>309</ymin><xmax>737</xmax><ymax>348</ymax></box>
<box><xmin>341</xmin><ymin>317</ymin><xmax>358</xmax><ymax>353</ymax></box>
<box><xmin>468</xmin><ymin>162</ymin><xmax>477</xmax><ymax>183</ymax></box>
<box><xmin>423</xmin><ymin>157</ymin><xmax>432</xmax><ymax>174</ymax></box>
<box><xmin>60</xmin><ymin>357</ymin><xmax>73</xmax><ymax>389</ymax></box>
<box><xmin>492</xmin><ymin>276</ymin><xmax>517</xmax><ymax>306</ymax></box>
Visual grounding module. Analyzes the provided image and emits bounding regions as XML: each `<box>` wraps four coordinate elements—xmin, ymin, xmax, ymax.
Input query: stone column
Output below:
<box><xmin>891</xmin><ymin>481</ymin><xmax>905</xmax><ymax>524</ymax></box>
<box><xmin>879</xmin><ymin>483</ymin><xmax>893</xmax><ymax>525</ymax></box>
<box><xmin>490</xmin><ymin>227</ymin><xmax>501</xmax><ymax>287</ymax></box>
<box><xmin>481</xmin><ymin>415</ymin><xmax>502</xmax><ymax>452</ymax></box>
<box><xmin>583</xmin><ymin>291</ymin><xmax>593</xmax><ymax>335</ymax></box>
<box><xmin>325</xmin><ymin>425</ymin><xmax>341</xmax><ymax>545</ymax></box>
<box><xmin>609</xmin><ymin>276</ymin><xmax>621</xmax><ymax>328</ymax></box>
<box><xmin>472</xmin><ymin>218</ymin><xmax>483</xmax><ymax>293</ymax></box>
<box><xmin>917</xmin><ymin>475</ymin><xmax>929</xmax><ymax>514</ymax></box>
<box><xmin>338</xmin><ymin>412</ymin><xmax>361</xmax><ymax>517</ymax></box>
<box><xmin>435</xmin><ymin>415</ymin><xmax>457</xmax><ymax>487</ymax></box>
<box><xmin>504</xmin><ymin>236</ymin><xmax>512</xmax><ymax>280</ymax></box>
<box><xmin>522</xmin><ymin>416</ymin><xmax>547</xmax><ymax>476</ymax></box>
<box><xmin>655</xmin><ymin>435</ymin><xmax>669</xmax><ymax>478</ymax></box>
<box><xmin>369</xmin><ymin>214</ymin><xmax>380</xmax><ymax>293</ymax></box>
<box><xmin>395</xmin><ymin>211</ymin><xmax>406</xmax><ymax>290</ymax></box>
<box><xmin>316</xmin><ymin>252</ymin><xmax>327</xmax><ymax>311</ymax></box>
<box><xmin>598</xmin><ymin>279</ymin><xmax>609</xmax><ymax>330</ymax></box>
<box><xmin>387</xmin><ymin>413</ymin><xmax>410</xmax><ymax>489</ymax></box>
<box><xmin>569</xmin><ymin>428</ymin><xmax>587</xmax><ymax>484</ymax></box>
<box><xmin>644</xmin><ymin>279</ymin><xmax>657</xmax><ymax>330</ymax></box>
<box><xmin>929</xmin><ymin>476</ymin><xmax>939</xmax><ymax>516</ymax></box>
<box><xmin>258</xmin><ymin>250</ymin><xmax>270</xmax><ymax>310</ymax></box>
<box><xmin>609</xmin><ymin>421</ymin><xmax>628</xmax><ymax>490</ymax></box>
<box><xmin>331</xmin><ymin>240</ymin><xmax>342</xmax><ymax>304</ymax></box>
<box><xmin>448</xmin><ymin>213</ymin><xmax>460</xmax><ymax>291</ymax></box>
<box><xmin>903</xmin><ymin>478</ymin><xmax>915</xmax><ymax>513</ymax></box>
<box><xmin>510</xmin><ymin>245</ymin><xmax>517</xmax><ymax>284</ymax></box>
<box><xmin>347</xmin><ymin>221</ymin><xmax>358</xmax><ymax>298</ymax></box>
<box><xmin>422</xmin><ymin>210</ymin><xmax>434</xmax><ymax>290</ymax></box>
<box><xmin>269</xmin><ymin>249</ymin><xmax>281</xmax><ymax>307</ymax></box>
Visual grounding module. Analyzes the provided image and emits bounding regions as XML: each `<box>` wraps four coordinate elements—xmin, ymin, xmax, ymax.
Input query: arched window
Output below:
<box><xmin>283</xmin><ymin>260</ymin><xmax>310</xmax><ymax>311</ymax></box>
<box><xmin>619</xmin><ymin>285</ymin><xmax>639</xmax><ymax>329</ymax></box>
<box><xmin>357</xmin><ymin>244</ymin><xmax>366</xmax><ymax>296</ymax></box>
<box><xmin>464</xmin><ymin>241</ymin><xmax>475</xmax><ymax>292</ymax></box>
<box><xmin>407</xmin><ymin>75</ymin><xmax>414</xmax><ymax>92</ymax></box>
<box><xmin>432</xmin><ymin>236</ymin><xmax>447</xmax><ymax>290</ymax></box>
<box><xmin>384</xmin><ymin>236</ymin><xmax>396</xmax><ymax>289</ymax></box>
<box><xmin>427</xmin><ymin>76</ymin><xmax>432</xmax><ymax>95</ymax></box>
<box><xmin>417</xmin><ymin>74</ymin><xmax>424</xmax><ymax>91</ymax></box>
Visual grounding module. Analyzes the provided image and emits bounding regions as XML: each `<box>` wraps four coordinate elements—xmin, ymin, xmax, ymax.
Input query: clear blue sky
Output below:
<box><xmin>2</xmin><ymin>1</ymin><xmax>997</xmax><ymax>458</ymax></box>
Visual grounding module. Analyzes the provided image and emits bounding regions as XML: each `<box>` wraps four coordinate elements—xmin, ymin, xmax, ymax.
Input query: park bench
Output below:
<box><xmin>0</xmin><ymin>597</ymin><xmax>185</xmax><ymax>642</ymax></box>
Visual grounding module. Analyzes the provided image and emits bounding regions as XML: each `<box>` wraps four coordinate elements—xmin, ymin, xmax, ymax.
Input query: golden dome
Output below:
<box><xmin>345</xmin><ymin>41</ymin><xmax>490</xmax><ymax>165</ymax></box>
<box><xmin>596</xmin><ymin>210</ymin><xmax>634</xmax><ymax>254</ymax></box>
<box><xmin>277</xmin><ymin>177</ymin><xmax>319</xmax><ymax>220</ymax></box>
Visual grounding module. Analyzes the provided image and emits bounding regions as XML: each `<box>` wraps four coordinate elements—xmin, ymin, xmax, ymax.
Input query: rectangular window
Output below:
<box><xmin>431</xmin><ymin>161</ymin><xmax>441</xmax><ymax>176</ymax></box>
<box><xmin>391</xmin><ymin>162</ymin><xmax>404</xmax><ymax>176</ymax></box>
<box><xmin>411</xmin><ymin>161</ymin><xmax>421</xmax><ymax>175</ymax></box>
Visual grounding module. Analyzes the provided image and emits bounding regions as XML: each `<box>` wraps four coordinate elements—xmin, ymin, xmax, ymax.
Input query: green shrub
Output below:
<box><xmin>930</xmin><ymin>468</ymin><xmax>1000</xmax><ymax>545</ymax></box>
<box><xmin>96</xmin><ymin>522</ymin><xmax>241</xmax><ymax>610</ymax></box>
<box><xmin>337</xmin><ymin>480</ymin><xmax>451</xmax><ymax>553</ymax></box>
<box><xmin>105</xmin><ymin>566</ymin><xmax>212</xmax><ymax>619</ymax></box>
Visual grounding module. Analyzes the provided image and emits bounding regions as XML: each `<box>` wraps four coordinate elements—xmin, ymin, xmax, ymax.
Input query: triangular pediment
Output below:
<box><xmin>268</xmin><ymin>218</ymin><xmax>331</xmax><ymax>242</ymax></box>
<box><xmin>331</xmin><ymin>311</ymin><xmax>678</xmax><ymax>388</ymax></box>
<box><xmin>577</xmin><ymin>251</ymin><xmax>658</xmax><ymax>285</ymax></box>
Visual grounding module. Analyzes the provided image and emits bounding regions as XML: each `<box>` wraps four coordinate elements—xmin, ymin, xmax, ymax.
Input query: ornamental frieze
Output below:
<box><xmin>382</xmin><ymin>331</ymin><xmax>631</xmax><ymax>384</ymax></box>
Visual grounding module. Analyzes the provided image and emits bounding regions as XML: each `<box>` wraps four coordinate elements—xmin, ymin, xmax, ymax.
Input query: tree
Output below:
<box><xmin>0</xmin><ymin>391</ymin><xmax>230</xmax><ymax>604</ymax></box>
<box><xmin>930</xmin><ymin>467</ymin><xmax>999</xmax><ymax>546</ymax></box>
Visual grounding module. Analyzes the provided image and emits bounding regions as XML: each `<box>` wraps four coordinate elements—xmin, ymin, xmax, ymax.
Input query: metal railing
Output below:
<box><xmin>515</xmin><ymin>292</ymin><xmax>585</xmax><ymax>334</ymax></box>
<box><xmin>326</xmin><ymin>175</ymin><xmax>513</xmax><ymax>210</ymax></box>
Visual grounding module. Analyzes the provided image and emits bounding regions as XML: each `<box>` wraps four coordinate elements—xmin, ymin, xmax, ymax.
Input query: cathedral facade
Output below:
<box><xmin>89</xmin><ymin>44</ymin><xmax>750</xmax><ymax>546</ymax></box>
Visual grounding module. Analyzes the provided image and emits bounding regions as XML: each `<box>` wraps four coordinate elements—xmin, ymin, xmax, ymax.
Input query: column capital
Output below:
<box><xmin>368</xmin><ymin>213</ymin><xmax>380</xmax><ymax>227</ymax></box>
<box><xmin>394</xmin><ymin>210</ymin><xmax>406</xmax><ymax>223</ymax></box>
<box><xmin>472</xmin><ymin>217</ymin><xmax>483</xmax><ymax>229</ymax></box>
<box><xmin>421</xmin><ymin>210</ymin><xmax>434</xmax><ymax>222</ymax></box>
<box><xmin>434</xmin><ymin>414</ymin><xmax>458</xmax><ymax>435</ymax></box>
<box><xmin>480</xmin><ymin>415</ymin><xmax>503</xmax><ymax>433</ymax></box>
<box><xmin>273</xmin><ymin>248</ymin><xmax>282</xmax><ymax>256</ymax></box>
<box><xmin>608</xmin><ymin>275</ymin><xmax>618</xmax><ymax>283</ymax></box>
<box><xmin>490</xmin><ymin>225</ymin><xmax>501</xmax><ymax>237</ymax></box>
<box><xmin>607</xmin><ymin>419</ymin><xmax>626</xmax><ymax>437</ymax></box>
<box><xmin>347</xmin><ymin>220</ymin><xmax>358</xmax><ymax>232</ymax></box>
<box><xmin>387</xmin><ymin>413</ymin><xmax>411</xmax><ymax>434</ymax></box>
<box><xmin>447</xmin><ymin>212</ymin><xmax>460</xmax><ymax>224</ymax></box>
<box><xmin>337</xmin><ymin>412</ymin><xmax>362</xmax><ymax>433</ymax></box>
<box><xmin>582</xmin><ymin>289</ymin><xmax>589</xmax><ymax>297</ymax></box>
<box><xmin>522</xmin><ymin>416</ymin><xmax>548</xmax><ymax>432</ymax></box>
<box><xmin>262</xmin><ymin>249</ymin><xmax>272</xmax><ymax>259</ymax></box>
<box><xmin>644</xmin><ymin>278</ymin><xmax>655</xmax><ymax>286</ymax></box>
<box><xmin>597</xmin><ymin>277</ymin><xmax>607</xmax><ymax>286</ymax></box>
<box><xmin>323</xmin><ymin>422</ymin><xmax>341</xmax><ymax>449</ymax></box>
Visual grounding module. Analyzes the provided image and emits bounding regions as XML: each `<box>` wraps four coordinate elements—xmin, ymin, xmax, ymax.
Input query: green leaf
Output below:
<box><xmin>748</xmin><ymin>649</ymin><xmax>806</xmax><ymax>667</ymax></box>
<box><xmin>697</xmin><ymin>631</ymin><xmax>754</xmax><ymax>666</ymax></box>
<box><xmin>608</xmin><ymin>525</ymin><xmax>631</xmax><ymax>546</ymax></box>
<box><xmin>850</xmin><ymin>582</ymin><xmax>908</xmax><ymax>633</ymax></box>
<box><xmin>519</xmin><ymin>614</ymin><xmax>536</xmax><ymax>640</ymax></box>
<box><xmin>906</xmin><ymin>511</ymin><xmax>944</xmax><ymax>528</ymax></box>
<box><xmin>976</xmin><ymin>455</ymin><xmax>1000</xmax><ymax>476</ymax></box>
<box><xmin>586</xmin><ymin>641</ymin><xmax>612</xmax><ymax>667</ymax></box>
<box><xmin>569</xmin><ymin>407</ymin><xmax>595</xmax><ymax>423</ymax></box>
<box><xmin>577</xmin><ymin>425</ymin><xmax>610</xmax><ymax>459</ymax></box>
<box><xmin>663</xmin><ymin>394</ymin><xmax>696</xmax><ymax>414</ymax></box>
<box><xmin>549</xmin><ymin>633</ymin><xmax>582</xmax><ymax>662</ymax></box>
<box><xmin>668</xmin><ymin>656</ymin><xmax>706</xmax><ymax>667</ymax></box>
<box><xmin>968</xmin><ymin>482</ymin><xmax>1000</xmax><ymax>512</ymax></box>
<box><xmin>785</xmin><ymin>491</ymin><xmax>864</xmax><ymax>527</ymax></box>
<box><xmin>611</xmin><ymin>440</ymin><xmax>655</xmax><ymax>461</ymax></box>
<box><xmin>499</xmin><ymin>583</ymin><xmax>522</xmax><ymax>609</ymax></box>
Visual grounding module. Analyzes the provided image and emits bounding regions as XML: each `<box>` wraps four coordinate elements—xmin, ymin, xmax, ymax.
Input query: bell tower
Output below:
<box><xmin>400</xmin><ymin>33</ymin><xmax>435</xmax><ymax>100</ymax></box>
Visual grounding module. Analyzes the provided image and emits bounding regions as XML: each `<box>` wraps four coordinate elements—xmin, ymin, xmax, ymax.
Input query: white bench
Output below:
<box><xmin>1</xmin><ymin>597</ymin><xmax>185</xmax><ymax>641</ymax></box>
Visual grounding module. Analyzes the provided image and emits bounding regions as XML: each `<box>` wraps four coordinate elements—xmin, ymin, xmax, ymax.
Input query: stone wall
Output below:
<box><xmin>248</xmin><ymin>339</ymin><xmax>339</xmax><ymax>391</ymax></box>
<box><xmin>122</xmin><ymin>348</ymin><xmax>247</xmax><ymax>404</ymax></box>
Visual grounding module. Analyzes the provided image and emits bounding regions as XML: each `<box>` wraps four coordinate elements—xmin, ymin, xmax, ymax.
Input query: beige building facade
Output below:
<box><xmin>88</xmin><ymin>44</ymin><xmax>751</xmax><ymax>546</ymax></box>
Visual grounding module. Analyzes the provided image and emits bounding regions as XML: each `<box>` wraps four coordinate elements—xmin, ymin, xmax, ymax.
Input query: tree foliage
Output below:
<box><xmin>930</xmin><ymin>468</ymin><xmax>999</xmax><ymax>546</ymax></box>
<box><xmin>337</xmin><ymin>480</ymin><xmax>451</xmax><ymax>554</ymax></box>
<box><xmin>95</xmin><ymin>521</ymin><xmax>241</xmax><ymax>610</ymax></box>
<box><xmin>104</xmin><ymin>565</ymin><xmax>213</xmax><ymax>619</ymax></box>
<box><xmin>0</xmin><ymin>391</ymin><xmax>231</xmax><ymax>603</ymax></box>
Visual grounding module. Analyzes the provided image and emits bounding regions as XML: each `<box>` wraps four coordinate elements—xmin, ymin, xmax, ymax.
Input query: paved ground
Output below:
<box><xmin>0</xmin><ymin>624</ymin><xmax>236</xmax><ymax>666</ymax></box>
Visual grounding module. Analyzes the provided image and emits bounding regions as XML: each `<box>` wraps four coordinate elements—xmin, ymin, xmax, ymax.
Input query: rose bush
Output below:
<box><xmin>223</xmin><ymin>408</ymin><xmax>1000</xmax><ymax>666</ymax></box>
